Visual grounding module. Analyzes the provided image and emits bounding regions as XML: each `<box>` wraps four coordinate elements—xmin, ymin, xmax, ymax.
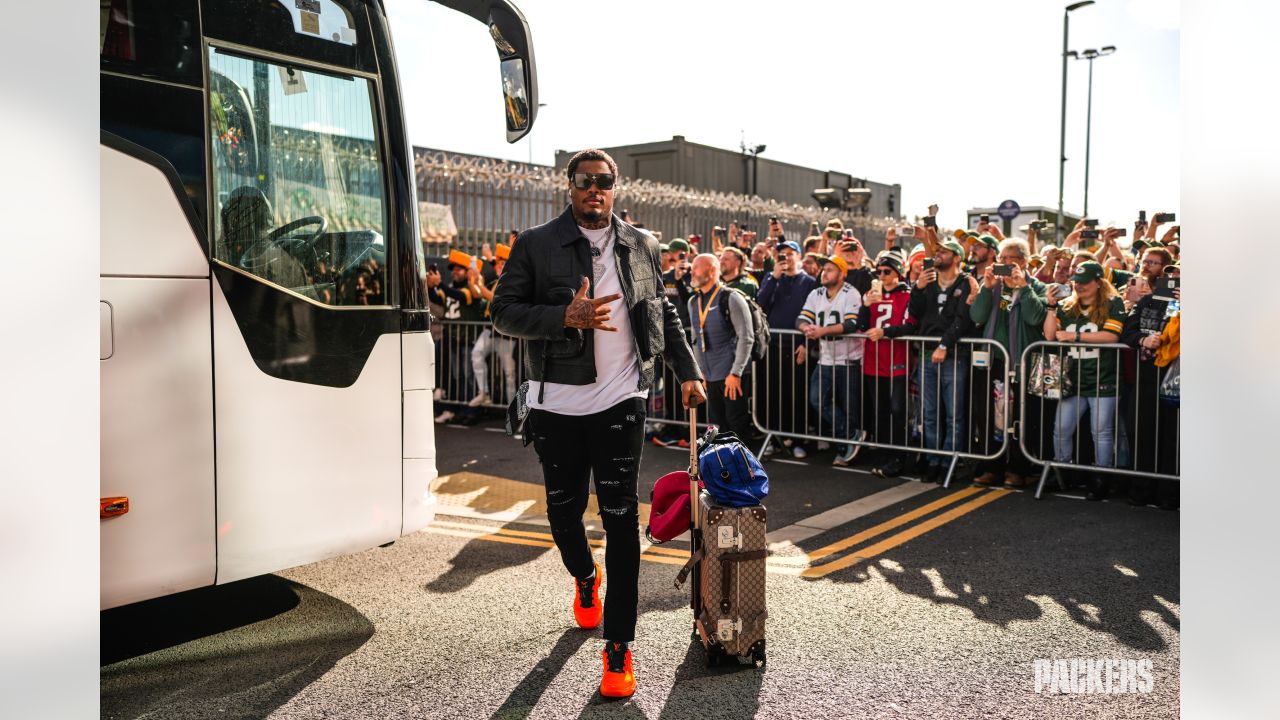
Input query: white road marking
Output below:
<box><xmin>766</xmin><ymin>481</ymin><xmax>936</xmax><ymax>549</ymax></box>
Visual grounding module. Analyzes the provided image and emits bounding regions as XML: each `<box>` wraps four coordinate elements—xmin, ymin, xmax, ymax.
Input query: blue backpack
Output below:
<box><xmin>698</xmin><ymin>432</ymin><xmax>769</xmax><ymax>508</ymax></box>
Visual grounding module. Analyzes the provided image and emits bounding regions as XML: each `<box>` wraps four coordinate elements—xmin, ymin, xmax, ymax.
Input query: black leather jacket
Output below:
<box><xmin>490</xmin><ymin>207</ymin><xmax>702</xmax><ymax>395</ymax></box>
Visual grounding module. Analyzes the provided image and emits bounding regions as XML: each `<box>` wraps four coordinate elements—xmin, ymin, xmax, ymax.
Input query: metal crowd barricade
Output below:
<box><xmin>751</xmin><ymin>329</ymin><xmax>1013</xmax><ymax>487</ymax></box>
<box><xmin>435</xmin><ymin>319</ymin><xmax>526</xmax><ymax>411</ymax></box>
<box><xmin>1018</xmin><ymin>341</ymin><xmax>1180</xmax><ymax>499</ymax></box>
<box><xmin>433</xmin><ymin>320</ymin><xmax>711</xmax><ymax>439</ymax></box>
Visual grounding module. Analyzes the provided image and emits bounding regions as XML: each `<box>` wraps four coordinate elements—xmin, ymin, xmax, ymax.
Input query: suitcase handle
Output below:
<box><xmin>720</xmin><ymin>549</ymin><xmax>769</xmax><ymax>614</ymax></box>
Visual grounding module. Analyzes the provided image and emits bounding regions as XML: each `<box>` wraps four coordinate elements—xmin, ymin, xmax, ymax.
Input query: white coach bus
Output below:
<box><xmin>99</xmin><ymin>0</ymin><xmax>538</xmax><ymax>609</ymax></box>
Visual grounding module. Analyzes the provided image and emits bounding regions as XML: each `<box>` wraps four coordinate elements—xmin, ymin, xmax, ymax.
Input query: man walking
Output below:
<box><xmin>490</xmin><ymin>149</ymin><xmax>705</xmax><ymax>698</ymax></box>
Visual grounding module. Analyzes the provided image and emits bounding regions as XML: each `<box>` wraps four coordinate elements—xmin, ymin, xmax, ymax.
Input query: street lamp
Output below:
<box><xmin>1057</xmin><ymin>0</ymin><xmax>1095</xmax><ymax>243</ymax></box>
<box><xmin>1071</xmin><ymin>46</ymin><xmax>1117</xmax><ymax>216</ymax></box>
<box><xmin>740</xmin><ymin>140</ymin><xmax>767</xmax><ymax>196</ymax></box>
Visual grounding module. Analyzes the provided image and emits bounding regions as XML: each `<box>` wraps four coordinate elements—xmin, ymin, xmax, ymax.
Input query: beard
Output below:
<box><xmin>573</xmin><ymin>200</ymin><xmax>610</xmax><ymax>229</ymax></box>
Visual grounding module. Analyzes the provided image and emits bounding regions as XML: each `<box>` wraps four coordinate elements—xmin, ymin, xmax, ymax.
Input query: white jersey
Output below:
<box><xmin>798</xmin><ymin>284</ymin><xmax>864</xmax><ymax>365</ymax></box>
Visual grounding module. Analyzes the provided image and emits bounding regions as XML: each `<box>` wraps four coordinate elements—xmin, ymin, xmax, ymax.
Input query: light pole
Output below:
<box><xmin>1057</xmin><ymin>1</ymin><xmax>1095</xmax><ymax>243</ymax></box>
<box><xmin>739</xmin><ymin>138</ymin><xmax>766</xmax><ymax>196</ymax></box>
<box><xmin>1071</xmin><ymin>46</ymin><xmax>1116</xmax><ymax>216</ymax></box>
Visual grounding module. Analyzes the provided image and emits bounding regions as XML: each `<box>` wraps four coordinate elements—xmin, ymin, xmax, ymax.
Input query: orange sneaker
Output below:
<box><xmin>573</xmin><ymin>564</ymin><xmax>602</xmax><ymax>630</ymax></box>
<box><xmin>600</xmin><ymin>641</ymin><xmax>636</xmax><ymax>698</ymax></box>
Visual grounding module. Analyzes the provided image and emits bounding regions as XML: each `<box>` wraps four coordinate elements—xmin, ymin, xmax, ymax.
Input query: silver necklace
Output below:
<box><xmin>589</xmin><ymin>228</ymin><xmax>611</xmax><ymax>284</ymax></box>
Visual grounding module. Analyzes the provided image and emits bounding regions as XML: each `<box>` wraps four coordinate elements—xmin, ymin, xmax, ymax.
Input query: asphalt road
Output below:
<box><xmin>101</xmin><ymin>418</ymin><xmax>1179</xmax><ymax>719</ymax></box>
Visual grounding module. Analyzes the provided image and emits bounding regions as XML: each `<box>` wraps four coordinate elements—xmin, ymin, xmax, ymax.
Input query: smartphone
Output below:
<box><xmin>922</xmin><ymin>258</ymin><xmax>935</xmax><ymax>271</ymax></box>
<box><xmin>979</xmin><ymin>214</ymin><xmax>990</xmax><ymax>224</ymax></box>
<box><xmin>1138</xmin><ymin>210</ymin><xmax>1147</xmax><ymax>222</ymax></box>
<box><xmin>1154</xmin><ymin>213</ymin><xmax>1176</xmax><ymax>223</ymax></box>
<box><xmin>1084</xmin><ymin>219</ymin><xmax>1099</xmax><ymax>228</ymax></box>
<box><xmin>899</xmin><ymin>226</ymin><xmax>916</xmax><ymax>238</ymax></box>
<box><xmin>1154</xmin><ymin>276</ymin><xmax>1179</xmax><ymax>297</ymax></box>
<box><xmin>993</xmin><ymin>264</ymin><xmax>1013</xmax><ymax>277</ymax></box>
<box><xmin>826</xmin><ymin>229</ymin><xmax>841</xmax><ymax>240</ymax></box>
<box><xmin>1052</xmin><ymin>283</ymin><xmax>1072</xmax><ymax>299</ymax></box>
<box><xmin>923</xmin><ymin>216</ymin><xmax>937</xmax><ymax>228</ymax></box>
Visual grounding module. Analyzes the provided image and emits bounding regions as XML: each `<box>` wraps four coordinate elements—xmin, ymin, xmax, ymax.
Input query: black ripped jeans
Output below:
<box><xmin>528</xmin><ymin>397</ymin><xmax>646</xmax><ymax>642</ymax></box>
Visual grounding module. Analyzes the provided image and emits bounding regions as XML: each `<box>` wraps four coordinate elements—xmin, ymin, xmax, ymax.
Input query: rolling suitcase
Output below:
<box><xmin>675</xmin><ymin>406</ymin><xmax>768</xmax><ymax>667</ymax></box>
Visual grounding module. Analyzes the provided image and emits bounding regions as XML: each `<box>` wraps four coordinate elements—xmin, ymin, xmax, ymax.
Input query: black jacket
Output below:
<box><xmin>907</xmin><ymin>275</ymin><xmax>973</xmax><ymax>350</ymax></box>
<box><xmin>490</xmin><ymin>207</ymin><xmax>702</xmax><ymax>392</ymax></box>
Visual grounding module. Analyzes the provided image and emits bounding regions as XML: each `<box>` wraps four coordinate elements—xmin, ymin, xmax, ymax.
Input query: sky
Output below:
<box><xmin>384</xmin><ymin>0</ymin><xmax>1178</xmax><ymax>231</ymax></box>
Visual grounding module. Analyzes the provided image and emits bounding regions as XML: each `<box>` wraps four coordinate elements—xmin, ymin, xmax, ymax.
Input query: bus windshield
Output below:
<box><xmin>208</xmin><ymin>46</ymin><xmax>388</xmax><ymax>307</ymax></box>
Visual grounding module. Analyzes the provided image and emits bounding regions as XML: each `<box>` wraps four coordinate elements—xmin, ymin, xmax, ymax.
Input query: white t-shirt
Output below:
<box><xmin>798</xmin><ymin>283</ymin><xmax>865</xmax><ymax>365</ymax></box>
<box><xmin>528</xmin><ymin>224</ymin><xmax>645</xmax><ymax>415</ymax></box>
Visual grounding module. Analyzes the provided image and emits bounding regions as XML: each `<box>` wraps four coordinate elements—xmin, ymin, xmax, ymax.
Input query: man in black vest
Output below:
<box><xmin>490</xmin><ymin>149</ymin><xmax>704</xmax><ymax>698</ymax></box>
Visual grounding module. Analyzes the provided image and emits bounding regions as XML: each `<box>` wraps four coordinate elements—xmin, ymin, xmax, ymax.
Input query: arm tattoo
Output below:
<box><xmin>564</xmin><ymin>298</ymin><xmax>598</xmax><ymax>328</ymax></box>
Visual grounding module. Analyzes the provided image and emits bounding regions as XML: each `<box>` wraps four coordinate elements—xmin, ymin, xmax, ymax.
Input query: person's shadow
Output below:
<box><xmin>804</xmin><ymin>500</ymin><xmax>1180</xmax><ymax>652</ymax></box>
<box><xmin>488</xmin><ymin>629</ymin><xmax>596</xmax><ymax>720</ymax></box>
<box><xmin>101</xmin><ymin>575</ymin><xmax>374</xmax><ymax>720</ymax></box>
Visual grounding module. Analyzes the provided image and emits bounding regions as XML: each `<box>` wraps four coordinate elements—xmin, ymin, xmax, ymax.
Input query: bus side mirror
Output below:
<box><xmin>431</xmin><ymin>0</ymin><xmax>539</xmax><ymax>144</ymax></box>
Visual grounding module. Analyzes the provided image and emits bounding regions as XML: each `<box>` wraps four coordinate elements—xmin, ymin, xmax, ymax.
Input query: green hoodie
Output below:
<box><xmin>969</xmin><ymin>275</ymin><xmax>1049</xmax><ymax>366</ymax></box>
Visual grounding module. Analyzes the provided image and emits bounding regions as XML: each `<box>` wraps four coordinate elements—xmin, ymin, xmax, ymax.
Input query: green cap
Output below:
<box><xmin>667</xmin><ymin>239</ymin><xmax>691</xmax><ymax>253</ymax></box>
<box><xmin>976</xmin><ymin>234</ymin><xmax>1000</xmax><ymax>250</ymax></box>
<box><xmin>1071</xmin><ymin>260</ymin><xmax>1105</xmax><ymax>283</ymax></box>
<box><xmin>659</xmin><ymin>243</ymin><xmax>670</xmax><ymax>253</ymax></box>
<box><xmin>938</xmin><ymin>239</ymin><xmax>967</xmax><ymax>257</ymax></box>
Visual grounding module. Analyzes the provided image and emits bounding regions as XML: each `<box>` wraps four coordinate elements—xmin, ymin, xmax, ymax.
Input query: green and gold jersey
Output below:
<box><xmin>724</xmin><ymin>273</ymin><xmax>760</xmax><ymax>302</ymax></box>
<box><xmin>1056</xmin><ymin>295</ymin><xmax>1127</xmax><ymax>397</ymax></box>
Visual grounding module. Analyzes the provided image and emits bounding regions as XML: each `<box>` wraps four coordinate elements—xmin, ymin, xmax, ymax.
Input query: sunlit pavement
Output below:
<box><xmin>102</xmin><ymin>418</ymin><xmax>1179</xmax><ymax>720</ymax></box>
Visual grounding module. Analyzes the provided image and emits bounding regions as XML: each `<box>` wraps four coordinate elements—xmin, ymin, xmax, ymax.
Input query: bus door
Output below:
<box><xmin>204</xmin><ymin>44</ymin><xmax>404</xmax><ymax>583</ymax></box>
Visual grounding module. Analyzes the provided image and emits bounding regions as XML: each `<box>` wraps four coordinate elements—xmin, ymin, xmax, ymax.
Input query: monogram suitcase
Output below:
<box><xmin>674</xmin><ymin>406</ymin><xmax>768</xmax><ymax>667</ymax></box>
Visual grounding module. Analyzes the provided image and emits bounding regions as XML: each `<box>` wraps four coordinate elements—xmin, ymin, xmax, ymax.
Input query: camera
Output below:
<box><xmin>923</xmin><ymin>216</ymin><xmax>937</xmax><ymax>228</ymax></box>
<box><xmin>979</xmin><ymin>214</ymin><xmax>990</xmax><ymax>224</ymax></box>
<box><xmin>993</xmin><ymin>264</ymin><xmax>1014</xmax><ymax>277</ymax></box>
<box><xmin>1029</xmin><ymin>219</ymin><xmax>1049</xmax><ymax>231</ymax></box>
<box><xmin>899</xmin><ymin>226</ymin><xmax>916</xmax><ymax>238</ymax></box>
<box><xmin>1083</xmin><ymin>219</ymin><xmax>1098</xmax><ymax>228</ymax></box>
<box><xmin>713</xmin><ymin>225</ymin><xmax>725</xmax><ymax>234</ymax></box>
<box><xmin>1154</xmin><ymin>213</ymin><xmax>1176</xmax><ymax>223</ymax></box>
<box><xmin>1113</xmin><ymin>227</ymin><xmax>1128</xmax><ymax>238</ymax></box>
<box><xmin>770</xmin><ymin>216</ymin><xmax>779</xmax><ymax>224</ymax></box>
<box><xmin>1081</xmin><ymin>229</ymin><xmax>1099</xmax><ymax>240</ymax></box>
<box><xmin>1138</xmin><ymin>210</ymin><xmax>1147</xmax><ymax>222</ymax></box>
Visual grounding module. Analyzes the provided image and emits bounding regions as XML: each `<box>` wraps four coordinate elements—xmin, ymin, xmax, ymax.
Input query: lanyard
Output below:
<box><xmin>695</xmin><ymin>284</ymin><xmax>723</xmax><ymax>352</ymax></box>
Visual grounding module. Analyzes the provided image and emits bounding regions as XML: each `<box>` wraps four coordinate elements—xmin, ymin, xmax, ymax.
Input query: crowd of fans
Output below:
<box><xmin>433</xmin><ymin>207</ymin><xmax>1181</xmax><ymax>509</ymax></box>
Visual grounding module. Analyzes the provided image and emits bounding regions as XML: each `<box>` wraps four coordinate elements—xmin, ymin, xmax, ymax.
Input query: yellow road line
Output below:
<box><xmin>800</xmin><ymin>489</ymin><xmax>1011</xmax><ymax>578</ymax></box>
<box><xmin>803</xmin><ymin>485</ymin><xmax>987</xmax><ymax>562</ymax></box>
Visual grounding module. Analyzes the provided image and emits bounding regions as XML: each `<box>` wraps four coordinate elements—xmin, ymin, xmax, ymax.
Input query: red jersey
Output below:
<box><xmin>859</xmin><ymin>284</ymin><xmax>916</xmax><ymax>377</ymax></box>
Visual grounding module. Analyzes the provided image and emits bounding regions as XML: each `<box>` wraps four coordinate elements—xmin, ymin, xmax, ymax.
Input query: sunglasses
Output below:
<box><xmin>572</xmin><ymin>172</ymin><xmax>616</xmax><ymax>190</ymax></box>
<box><xmin>877</xmin><ymin>268</ymin><xmax>897</xmax><ymax>276</ymax></box>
